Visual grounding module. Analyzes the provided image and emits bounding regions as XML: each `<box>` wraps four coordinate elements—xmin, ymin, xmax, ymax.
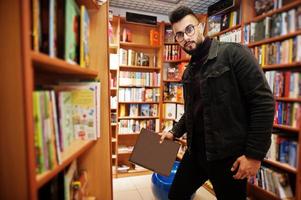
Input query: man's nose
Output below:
<box><xmin>183</xmin><ymin>33</ymin><xmax>190</xmax><ymax>41</ymax></box>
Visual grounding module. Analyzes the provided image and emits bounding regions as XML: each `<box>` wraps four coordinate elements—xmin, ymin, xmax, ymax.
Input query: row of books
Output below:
<box><xmin>219</xmin><ymin>28</ymin><xmax>242</xmax><ymax>43</ymax></box>
<box><xmin>266</xmin><ymin>134</ymin><xmax>298</xmax><ymax>168</ymax></box>
<box><xmin>119</xmin><ymin>71</ymin><xmax>160</xmax><ymax>87</ymax></box>
<box><xmin>119</xmin><ymin>119</ymin><xmax>160</xmax><ymax>133</ymax></box>
<box><xmin>164</xmin><ymin>25</ymin><xmax>175</xmax><ymax>43</ymax></box>
<box><xmin>163</xmin><ymin>62</ymin><xmax>186</xmax><ymax>81</ymax></box>
<box><xmin>164</xmin><ymin>45</ymin><xmax>190</xmax><ymax>61</ymax></box>
<box><xmin>32</xmin><ymin>0</ymin><xmax>90</xmax><ymax>67</ymax></box>
<box><xmin>119</xmin><ymin>49</ymin><xmax>153</xmax><ymax>67</ymax></box>
<box><xmin>249</xmin><ymin>166</ymin><xmax>294</xmax><ymax>199</ymax></box>
<box><xmin>33</xmin><ymin>82</ymin><xmax>100</xmax><ymax>173</ymax></box>
<box><xmin>244</xmin><ymin>6</ymin><xmax>301</xmax><ymax>43</ymax></box>
<box><xmin>38</xmin><ymin>160</ymin><xmax>93</xmax><ymax>200</ymax></box>
<box><xmin>118</xmin><ymin>145</ymin><xmax>134</xmax><ymax>154</ymax></box>
<box><xmin>163</xmin><ymin>103</ymin><xmax>184</xmax><ymax>122</ymax></box>
<box><xmin>265</xmin><ymin>71</ymin><xmax>301</xmax><ymax>98</ymax></box>
<box><xmin>207</xmin><ymin>10</ymin><xmax>240</xmax><ymax>36</ymax></box>
<box><xmin>251</xmin><ymin>37</ymin><xmax>301</xmax><ymax>66</ymax></box>
<box><xmin>118</xmin><ymin>88</ymin><xmax>160</xmax><ymax>102</ymax></box>
<box><xmin>163</xmin><ymin>83</ymin><xmax>184</xmax><ymax>102</ymax></box>
<box><xmin>119</xmin><ymin>104</ymin><xmax>158</xmax><ymax>117</ymax></box>
<box><xmin>254</xmin><ymin>0</ymin><xmax>299</xmax><ymax>16</ymax></box>
<box><xmin>274</xmin><ymin>102</ymin><xmax>300</xmax><ymax>128</ymax></box>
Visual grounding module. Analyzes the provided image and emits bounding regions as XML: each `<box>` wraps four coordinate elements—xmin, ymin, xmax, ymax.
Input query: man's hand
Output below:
<box><xmin>231</xmin><ymin>155</ymin><xmax>261</xmax><ymax>180</ymax></box>
<box><xmin>158</xmin><ymin>131</ymin><xmax>174</xmax><ymax>143</ymax></box>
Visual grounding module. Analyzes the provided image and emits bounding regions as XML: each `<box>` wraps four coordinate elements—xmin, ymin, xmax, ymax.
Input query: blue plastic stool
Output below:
<box><xmin>151</xmin><ymin>161</ymin><xmax>180</xmax><ymax>200</ymax></box>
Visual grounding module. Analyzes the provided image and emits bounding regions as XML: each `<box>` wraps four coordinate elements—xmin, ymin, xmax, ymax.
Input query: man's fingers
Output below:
<box><xmin>231</xmin><ymin>159</ymin><xmax>239</xmax><ymax>172</ymax></box>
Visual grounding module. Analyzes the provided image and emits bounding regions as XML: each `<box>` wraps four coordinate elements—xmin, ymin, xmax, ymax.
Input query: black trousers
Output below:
<box><xmin>168</xmin><ymin>151</ymin><xmax>247</xmax><ymax>200</ymax></box>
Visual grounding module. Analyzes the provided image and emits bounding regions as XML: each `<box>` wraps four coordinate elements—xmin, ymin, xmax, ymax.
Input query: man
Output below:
<box><xmin>159</xmin><ymin>6</ymin><xmax>275</xmax><ymax>200</ymax></box>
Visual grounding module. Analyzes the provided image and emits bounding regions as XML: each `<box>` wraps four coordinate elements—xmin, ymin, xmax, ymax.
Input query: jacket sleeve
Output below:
<box><xmin>170</xmin><ymin>112</ymin><xmax>186</xmax><ymax>138</ymax></box>
<box><xmin>229</xmin><ymin>44</ymin><xmax>275</xmax><ymax>160</ymax></box>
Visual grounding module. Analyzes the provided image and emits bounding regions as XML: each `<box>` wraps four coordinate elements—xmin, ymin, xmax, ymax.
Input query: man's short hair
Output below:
<box><xmin>169</xmin><ymin>6</ymin><xmax>198</xmax><ymax>24</ymax></box>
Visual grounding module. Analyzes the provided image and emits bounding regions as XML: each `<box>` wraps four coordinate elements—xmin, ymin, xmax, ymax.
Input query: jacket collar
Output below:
<box><xmin>205</xmin><ymin>38</ymin><xmax>219</xmax><ymax>63</ymax></box>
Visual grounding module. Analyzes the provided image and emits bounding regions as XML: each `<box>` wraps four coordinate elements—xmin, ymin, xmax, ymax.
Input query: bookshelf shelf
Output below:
<box><xmin>163</xmin><ymin>101</ymin><xmax>184</xmax><ymax>104</ymax></box>
<box><xmin>210</xmin><ymin>24</ymin><xmax>242</xmax><ymax>38</ymax></box>
<box><xmin>247</xmin><ymin>30</ymin><xmax>301</xmax><ymax>48</ymax></box>
<box><xmin>247</xmin><ymin>183</ymin><xmax>281</xmax><ymax>200</ymax></box>
<box><xmin>31</xmin><ymin>52</ymin><xmax>99</xmax><ymax>78</ymax></box>
<box><xmin>118</xmin><ymin>133</ymin><xmax>140</xmax><ymax>136</ymax></box>
<box><xmin>111</xmin><ymin>123</ymin><xmax>117</xmax><ymax>126</ymax></box>
<box><xmin>163</xmin><ymin>79</ymin><xmax>182</xmax><ymax>83</ymax></box>
<box><xmin>273</xmin><ymin>124</ymin><xmax>300</xmax><ymax>133</ymax></box>
<box><xmin>164</xmin><ymin>59</ymin><xmax>190</xmax><ymax>63</ymax></box>
<box><xmin>261</xmin><ymin>62</ymin><xmax>301</xmax><ymax>70</ymax></box>
<box><xmin>117</xmin><ymin>170</ymin><xmax>151</xmax><ymax>178</ymax></box>
<box><xmin>119</xmin><ymin>101</ymin><xmax>160</xmax><ymax>104</ymax></box>
<box><xmin>263</xmin><ymin>159</ymin><xmax>297</xmax><ymax>174</ymax></box>
<box><xmin>119</xmin><ymin>65</ymin><xmax>161</xmax><ymax>71</ymax></box>
<box><xmin>119</xmin><ymin>85</ymin><xmax>160</xmax><ymax>88</ymax></box>
<box><xmin>111</xmin><ymin>88</ymin><xmax>117</xmax><ymax>91</ymax></box>
<box><xmin>109</xmin><ymin>44</ymin><xmax>119</xmax><ymax>49</ymax></box>
<box><xmin>112</xmin><ymin>138</ymin><xmax>117</xmax><ymax>142</ymax></box>
<box><xmin>36</xmin><ymin>140</ymin><xmax>94</xmax><ymax>189</ymax></box>
<box><xmin>245</xmin><ymin>1</ymin><xmax>301</xmax><ymax>24</ymax></box>
<box><xmin>118</xmin><ymin>116</ymin><xmax>159</xmax><ymax>120</ymax></box>
<box><xmin>275</xmin><ymin>97</ymin><xmax>301</xmax><ymax>102</ymax></box>
<box><xmin>120</xmin><ymin>42</ymin><xmax>160</xmax><ymax>49</ymax></box>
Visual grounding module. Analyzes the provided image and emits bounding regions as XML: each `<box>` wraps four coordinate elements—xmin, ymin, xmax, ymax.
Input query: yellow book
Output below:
<box><xmin>80</xmin><ymin>5</ymin><xmax>90</xmax><ymax>68</ymax></box>
<box><xmin>119</xmin><ymin>104</ymin><xmax>126</xmax><ymax>117</ymax></box>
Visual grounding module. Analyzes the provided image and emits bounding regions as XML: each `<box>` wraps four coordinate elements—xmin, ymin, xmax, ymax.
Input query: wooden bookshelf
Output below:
<box><xmin>0</xmin><ymin>1</ymin><xmax>112</xmax><ymax>199</ymax></box>
<box><xmin>248</xmin><ymin>30</ymin><xmax>301</xmax><ymax>48</ymax></box>
<box><xmin>244</xmin><ymin>1</ymin><xmax>301</xmax><ymax>24</ymax></box>
<box><xmin>263</xmin><ymin>159</ymin><xmax>297</xmax><ymax>174</ymax></box>
<box><xmin>119</xmin><ymin>65</ymin><xmax>161</xmax><ymax>71</ymax></box>
<box><xmin>163</xmin><ymin>79</ymin><xmax>182</xmax><ymax>83</ymax></box>
<box><xmin>120</xmin><ymin>42</ymin><xmax>161</xmax><ymax>49</ymax></box>
<box><xmin>275</xmin><ymin>97</ymin><xmax>301</xmax><ymax>103</ymax></box>
<box><xmin>31</xmin><ymin>51</ymin><xmax>99</xmax><ymax>77</ymax></box>
<box><xmin>110</xmin><ymin>16</ymin><xmax>164</xmax><ymax>177</ymax></box>
<box><xmin>247</xmin><ymin>183</ymin><xmax>281</xmax><ymax>200</ymax></box>
<box><xmin>273</xmin><ymin>124</ymin><xmax>300</xmax><ymax>133</ymax></box>
<box><xmin>163</xmin><ymin>101</ymin><xmax>184</xmax><ymax>104</ymax></box>
<box><xmin>36</xmin><ymin>140</ymin><xmax>94</xmax><ymax>188</ymax></box>
<box><xmin>262</xmin><ymin>62</ymin><xmax>301</xmax><ymax>70</ymax></box>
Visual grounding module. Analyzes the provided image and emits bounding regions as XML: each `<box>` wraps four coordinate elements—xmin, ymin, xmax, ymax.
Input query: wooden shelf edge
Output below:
<box><xmin>247</xmin><ymin>183</ymin><xmax>281</xmax><ymax>200</ymax></box>
<box><xmin>163</xmin><ymin>101</ymin><xmax>184</xmax><ymax>104</ymax></box>
<box><xmin>262</xmin><ymin>62</ymin><xmax>301</xmax><ymax>70</ymax></box>
<box><xmin>119</xmin><ymin>85</ymin><xmax>160</xmax><ymax>88</ymax></box>
<box><xmin>275</xmin><ymin>97</ymin><xmax>301</xmax><ymax>102</ymax></box>
<box><xmin>119</xmin><ymin>65</ymin><xmax>161</xmax><ymax>70</ymax></box>
<box><xmin>273</xmin><ymin>124</ymin><xmax>300</xmax><ymax>132</ymax></box>
<box><xmin>31</xmin><ymin>51</ymin><xmax>98</xmax><ymax>77</ymax></box>
<box><xmin>120</xmin><ymin>42</ymin><xmax>160</xmax><ymax>49</ymax></box>
<box><xmin>164</xmin><ymin>59</ymin><xmax>190</xmax><ymax>63</ymax></box>
<box><xmin>263</xmin><ymin>159</ymin><xmax>297</xmax><ymax>174</ymax></box>
<box><xmin>248</xmin><ymin>30</ymin><xmax>301</xmax><ymax>48</ymax></box>
<box><xmin>119</xmin><ymin>101</ymin><xmax>160</xmax><ymax>104</ymax></box>
<box><xmin>118</xmin><ymin>116</ymin><xmax>159</xmax><ymax>119</ymax></box>
<box><xmin>36</xmin><ymin>140</ymin><xmax>95</xmax><ymax>189</ymax></box>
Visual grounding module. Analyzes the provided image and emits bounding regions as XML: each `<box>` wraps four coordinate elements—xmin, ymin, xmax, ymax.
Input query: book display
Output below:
<box><xmin>108</xmin><ymin>15</ymin><xmax>164</xmax><ymax>177</ymax></box>
<box><xmin>0</xmin><ymin>0</ymin><xmax>112</xmax><ymax>199</ymax></box>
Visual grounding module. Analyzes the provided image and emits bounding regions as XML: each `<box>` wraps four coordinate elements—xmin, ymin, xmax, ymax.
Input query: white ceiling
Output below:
<box><xmin>109</xmin><ymin>0</ymin><xmax>220</xmax><ymax>15</ymax></box>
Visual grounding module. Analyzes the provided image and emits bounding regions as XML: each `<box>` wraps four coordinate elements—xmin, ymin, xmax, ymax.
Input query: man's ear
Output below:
<box><xmin>199</xmin><ymin>22</ymin><xmax>206</xmax><ymax>35</ymax></box>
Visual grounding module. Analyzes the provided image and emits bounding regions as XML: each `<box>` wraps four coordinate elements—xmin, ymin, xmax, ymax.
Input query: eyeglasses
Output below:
<box><xmin>174</xmin><ymin>24</ymin><xmax>198</xmax><ymax>42</ymax></box>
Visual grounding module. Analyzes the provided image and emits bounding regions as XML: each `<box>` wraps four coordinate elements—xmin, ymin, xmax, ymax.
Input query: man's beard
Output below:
<box><xmin>182</xmin><ymin>41</ymin><xmax>202</xmax><ymax>55</ymax></box>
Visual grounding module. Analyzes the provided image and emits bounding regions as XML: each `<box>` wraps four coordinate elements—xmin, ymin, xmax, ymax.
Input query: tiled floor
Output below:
<box><xmin>113</xmin><ymin>174</ymin><xmax>217</xmax><ymax>200</ymax></box>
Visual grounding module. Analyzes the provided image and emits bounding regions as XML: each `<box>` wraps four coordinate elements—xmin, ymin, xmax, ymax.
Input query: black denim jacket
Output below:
<box><xmin>171</xmin><ymin>39</ymin><xmax>275</xmax><ymax>161</ymax></box>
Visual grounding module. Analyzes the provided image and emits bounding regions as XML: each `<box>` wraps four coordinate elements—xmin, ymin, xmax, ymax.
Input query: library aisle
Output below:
<box><xmin>113</xmin><ymin>174</ymin><xmax>216</xmax><ymax>200</ymax></box>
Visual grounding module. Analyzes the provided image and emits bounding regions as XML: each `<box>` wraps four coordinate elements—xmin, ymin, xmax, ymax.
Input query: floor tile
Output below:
<box><xmin>114</xmin><ymin>190</ymin><xmax>143</xmax><ymax>200</ymax></box>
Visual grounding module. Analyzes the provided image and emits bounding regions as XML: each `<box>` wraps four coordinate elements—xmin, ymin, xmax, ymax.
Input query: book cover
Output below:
<box><xmin>164</xmin><ymin>103</ymin><xmax>176</xmax><ymax>119</ymax></box>
<box><xmin>80</xmin><ymin>5</ymin><xmax>90</xmax><ymax>68</ymax></box>
<box><xmin>207</xmin><ymin>14</ymin><xmax>221</xmax><ymax>36</ymax></box>
<box><xmin>129</xmin><ymin>128</ymin><xmax>180</xmax><ymax>176</ymax></box>
<box><xmin>140</xmin><ymin>104</ymin><xmax>150</xmax><ymax>116</ymax></box>
<box><xmin>64</xmin><ymin>0</ymin><xmax>80</xmax><ymax>64</ymax></box>
<box><xmin>221</xmin><ymin>13</ymin><xmax>230</xmax><ymax>31</ymax></box>
<box><xmin>150</xmin><ymin>29</ymin><xmax>159</xmax><ymax>46</ymax></box>
<box><xmin>129</xmin><ymin>104</ymin><xmax>139</xmax><ymax>116</ymax></box>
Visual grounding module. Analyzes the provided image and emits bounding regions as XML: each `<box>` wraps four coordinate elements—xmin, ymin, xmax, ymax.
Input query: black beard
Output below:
<box><xmin>182</xmin><ymin>42</ymin><xmax>202</xmax><ymax>55</ymax></box>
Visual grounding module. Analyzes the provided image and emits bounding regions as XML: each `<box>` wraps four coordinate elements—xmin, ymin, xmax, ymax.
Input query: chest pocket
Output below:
<box><xmin>206</xmin><ymin>66</ymin><xmax>231</xmax><ymax>105</ymax></box>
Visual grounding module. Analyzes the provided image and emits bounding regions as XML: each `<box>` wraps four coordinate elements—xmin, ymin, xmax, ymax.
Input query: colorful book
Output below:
<box><xmin>80</xmin><ymin>5</ymin><xmax>90</xmax><ymax>68</ymax></box>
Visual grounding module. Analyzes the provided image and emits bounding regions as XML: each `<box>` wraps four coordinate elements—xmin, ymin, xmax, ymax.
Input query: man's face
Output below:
<box><xmin>172</xmin><ymin>15</ymin><xmax>204</xmax><ymax>55</ymax></box>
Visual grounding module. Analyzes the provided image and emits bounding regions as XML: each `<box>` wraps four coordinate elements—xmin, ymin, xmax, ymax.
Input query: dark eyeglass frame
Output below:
<box><xmin>174</xmin><ymin>24</ymin><xmax>199</xmax><ymax>42</ymax></box>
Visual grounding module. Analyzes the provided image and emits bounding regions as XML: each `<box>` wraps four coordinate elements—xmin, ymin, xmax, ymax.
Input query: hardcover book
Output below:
<box><xmin>129</xmin><ymin>128</ymin><xmax>180</xmax><ymax>176</ymax></box>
